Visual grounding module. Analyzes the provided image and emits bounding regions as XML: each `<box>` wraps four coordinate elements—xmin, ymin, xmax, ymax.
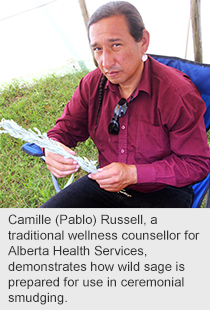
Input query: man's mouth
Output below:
<box><xmin>105</xmin><ymin>70</ymin><xmax>120</xmax><ymax>77</ymax></box>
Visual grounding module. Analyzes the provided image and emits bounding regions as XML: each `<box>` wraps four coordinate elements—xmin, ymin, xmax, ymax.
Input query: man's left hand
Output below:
<box><xmin>88</xmin><ymin>162</ymin><xmax>137</xmax><ymax>192</ymax></box>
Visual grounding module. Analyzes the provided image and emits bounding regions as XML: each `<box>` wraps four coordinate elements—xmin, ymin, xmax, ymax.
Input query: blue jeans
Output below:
<box><xmin>39</xmin><ymin>175</ymin><xmax>194</xmax><ymax>208</ymax></box>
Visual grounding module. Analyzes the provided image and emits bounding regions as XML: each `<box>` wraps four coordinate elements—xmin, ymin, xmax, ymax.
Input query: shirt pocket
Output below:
<box><xmin>134</xmin><ymin>121</ymin><xmax>171</xmax><ymax>163</ymax></box>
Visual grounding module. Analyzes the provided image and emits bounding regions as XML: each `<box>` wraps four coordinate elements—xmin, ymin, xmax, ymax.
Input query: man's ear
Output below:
<box><xmin>141</xmin><ymin>29</ymin><xmax>150</xmax><ymax>55</ymax></box>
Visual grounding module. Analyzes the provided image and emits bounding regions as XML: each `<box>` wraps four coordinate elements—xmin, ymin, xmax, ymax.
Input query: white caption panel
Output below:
<box><xmin>0</xmin><ymin>208</ymin><xmax>209</xmax><ymax>310</ymax></box>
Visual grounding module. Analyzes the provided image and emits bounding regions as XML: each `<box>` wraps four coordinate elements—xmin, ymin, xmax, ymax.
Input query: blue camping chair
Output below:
<box><xmin>150</xmin><ymin>55</ymin><xmax>210</xmax><ymax>208</ymax></box>
<box><xmin>21</xmin><ymin>55</ymin><xmax>210</xmax><ymax>207</ymax></box>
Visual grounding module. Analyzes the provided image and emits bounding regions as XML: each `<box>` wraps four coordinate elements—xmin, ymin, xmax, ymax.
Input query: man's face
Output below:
<box><xmin>89</xmin><ymin>15</ymin><xmax>147</xmax><ymax>89</ymax></box>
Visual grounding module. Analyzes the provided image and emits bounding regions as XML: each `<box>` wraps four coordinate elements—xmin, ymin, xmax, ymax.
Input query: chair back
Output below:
<box><xmin>150</xmin><ymin>55</ymin><xmax>210</xmax><ymax>207</ymax></box>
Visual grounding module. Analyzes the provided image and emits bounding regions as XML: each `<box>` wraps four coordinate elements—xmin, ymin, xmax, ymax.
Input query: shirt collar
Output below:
<box><xmin>137</xmin><ymin>56</ymin><xmax>152</xmax><ymax>97</ymax></box>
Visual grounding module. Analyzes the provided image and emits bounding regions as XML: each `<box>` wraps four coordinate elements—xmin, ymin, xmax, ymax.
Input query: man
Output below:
<box><xmin>40</xmin><ymin>1</ymin><xmax>209</xmax><ymax>208</ymax></box>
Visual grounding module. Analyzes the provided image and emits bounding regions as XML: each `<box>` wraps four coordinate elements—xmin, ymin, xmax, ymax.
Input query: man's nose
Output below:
<box><xmin>102</xmin><ymin>49</ymin><xmax>115</xmax><ymax>70</ymax></box>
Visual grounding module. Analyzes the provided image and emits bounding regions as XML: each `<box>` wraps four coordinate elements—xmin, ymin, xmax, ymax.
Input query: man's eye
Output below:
<box><xmin>93</xmin><ymin>47</ymin><xmax>101</xmax><ymax>52</ymax></box>
<box><xmin>113</xmin><ymin>43</ymin><xmax>121</xmax><ymax>49</ymax></box>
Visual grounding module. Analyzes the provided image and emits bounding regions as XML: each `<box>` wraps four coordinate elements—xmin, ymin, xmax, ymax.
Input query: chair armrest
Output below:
<box><xmin>21</xmin><ymin>143</ymin><xmax>44</xmax><ymax>157</ymax></box>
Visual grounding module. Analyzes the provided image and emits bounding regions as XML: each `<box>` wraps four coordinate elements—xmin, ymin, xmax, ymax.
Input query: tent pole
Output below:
<box><xmin>78</xmin><ymin>0</ymin><xmax>98</xmax><ymax>67</ymax></box>
<box><xmin>78</xmin><ymin>0</ymin><xmax>89</xmax><ymax>34</ymax></box>
<box><xmin>190</xmin><ymin>0</ymin><xmax>203</xmax><ymax>63</ymax></box>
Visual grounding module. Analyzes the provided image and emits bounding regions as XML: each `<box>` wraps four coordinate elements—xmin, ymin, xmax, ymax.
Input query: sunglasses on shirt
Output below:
<box><xmin>108</xmin><ymin>98</ymin><xmax>128</xmax><ymax>135</ymax></box>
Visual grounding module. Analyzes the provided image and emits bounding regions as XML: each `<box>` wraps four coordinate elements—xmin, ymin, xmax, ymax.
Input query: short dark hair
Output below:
<box><xmin>88</xmin><ymin>1</ymin><xmax>145</xmax><ymax>42</ymax></box>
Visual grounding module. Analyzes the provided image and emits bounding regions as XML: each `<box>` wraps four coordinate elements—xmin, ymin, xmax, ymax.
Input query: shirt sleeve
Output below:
<box><xmin>135</xmin><ymin>90</ymin><xmax>210</xmax><ymax>189</ymax></box>
<box><xmin>47</xmin><ymin>77</ymin><xmax>90</xmax><ymax>148</ymax></box>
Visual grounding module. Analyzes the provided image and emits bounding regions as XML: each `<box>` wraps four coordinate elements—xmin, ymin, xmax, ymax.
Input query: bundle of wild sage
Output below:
<box><xmin>0</xmin><ymin>119</ymin><xmax>98</xmax><ymax>174</ymax></box>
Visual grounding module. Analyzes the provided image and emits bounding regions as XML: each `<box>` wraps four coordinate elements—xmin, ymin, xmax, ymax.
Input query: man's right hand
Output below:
<box><xmin>45</xmin><ymin>143</ymin><xmax>80</xmax><ymax>178</ymax></box>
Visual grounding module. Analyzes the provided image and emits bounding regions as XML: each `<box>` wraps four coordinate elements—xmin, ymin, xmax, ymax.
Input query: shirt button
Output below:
<box><xmin>121</xmin><ymin>149</ymin><xmax>125</xmax><ymax>154</ymax></box>
<box><xmin>121</xmin><ymin>125</ymin><xmax>125</xmax><ymax>130</ymax></box>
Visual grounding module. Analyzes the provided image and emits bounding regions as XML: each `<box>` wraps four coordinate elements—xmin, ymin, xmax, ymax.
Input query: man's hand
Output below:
<box><xmin>88</xmin><ymin>162</ymin><xmax>137</xmax><ymax>192</ymax></box>
<box><xmin>45</xmin><ymin>143</ymin><xmax>80</xmax><ymax>178</ymax></box>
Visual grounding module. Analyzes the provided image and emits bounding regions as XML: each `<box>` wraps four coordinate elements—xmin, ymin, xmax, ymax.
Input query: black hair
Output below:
<box><xmin>94</xmin><ymin>74</ymin><xmax>107</xmax><ymax>134</ymax></box>
<box><xmin>88</xmin><ymin>1</ymin><xmax>145</xmax><ymax>43</ymax></box>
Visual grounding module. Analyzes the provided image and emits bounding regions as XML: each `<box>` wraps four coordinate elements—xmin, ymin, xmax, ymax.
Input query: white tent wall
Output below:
<box><xmin>0</xmin><ymin>0</ymin><xmax>209</xmax><ymax>85</ymax></box>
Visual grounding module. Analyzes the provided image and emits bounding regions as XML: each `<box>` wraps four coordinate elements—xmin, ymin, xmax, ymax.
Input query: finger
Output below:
<box><xmin>88</xmin><ymin>168</ymin><xmax>104</xmax><ymax>180</ymax></box>
<box><xmin>46</xmin><ymin>152</ymin><xmax>76</xmax><ymax>165</ymax></box>
<box><xmin>88</xmin><ymin>166</ymin><xmax>116</xmax><ymax>181</ymax></box>
<box><xmin>97</xmin><ymin>181</ymin><xmax>121</xmax><ymax>192</ymax></box>
<box><xmin>46</xmin><ymin>154</ymin><xmax>80</xmax><ymax>178</ymax></box>
<box><xmin>48</xmin><ymin>161</ymin><xmax>80</xmax><ymax>175</ymax></box>
<box><xmin>46</xmin><ymin>148</ymin><xmax>80</xmax><ymax>166</ymax></box>
<box><xmin>47</xmin><ymin>158</ymin><xmax>80</xmax><ymax>177</ymax></box>
<box><xmin>48</xmin><ymin>166</ymin><xmax>79</xmax><ymax>178</ymax></box>
<box><xmin>46</xmin><ymin>142</ymin><xmax>77</xmax><ymax>164</ymax></box>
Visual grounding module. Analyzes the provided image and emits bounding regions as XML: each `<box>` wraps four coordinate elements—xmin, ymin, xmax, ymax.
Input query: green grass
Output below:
<box><xmin>0</xmin><ymin>70</ymin><xmax>98</xmax><ymax>208</ymax></box>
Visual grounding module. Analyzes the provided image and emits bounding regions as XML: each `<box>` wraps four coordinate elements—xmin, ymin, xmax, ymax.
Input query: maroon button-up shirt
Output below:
<box><xmin>47</xmin><ymin>56</ymin><xmax>210</xmax><ymax>193</ymax></box>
